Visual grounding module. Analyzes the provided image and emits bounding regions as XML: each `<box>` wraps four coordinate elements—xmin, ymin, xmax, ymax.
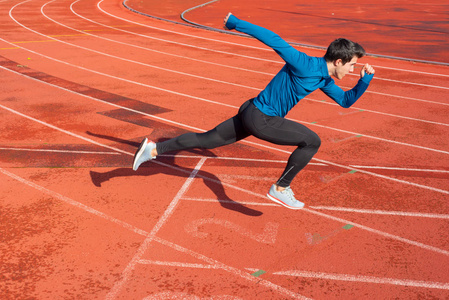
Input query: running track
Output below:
<box><xmin>1</xmin><ymin>0</ymin><xmax>448</xmax><ymax>299</ymax></box>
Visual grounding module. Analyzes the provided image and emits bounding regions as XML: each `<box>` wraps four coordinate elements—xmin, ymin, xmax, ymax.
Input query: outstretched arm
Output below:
<box><xmin>224</xmin><ymin>13</ymin><xmax>311</xmax><ymax>72</ymax></box>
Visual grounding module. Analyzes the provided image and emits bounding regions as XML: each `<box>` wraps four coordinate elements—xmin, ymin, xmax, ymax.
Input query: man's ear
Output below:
<box><xmin>334</xmin><ymin>59</ymin><xmax>343</xmax><ymax>66</ymax></box>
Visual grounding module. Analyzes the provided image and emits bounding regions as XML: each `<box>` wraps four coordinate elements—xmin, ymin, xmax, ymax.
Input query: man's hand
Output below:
<box><xmin>361</xmin><ymin>63</ymin><xmax>375</xmax><ymax>78</ymax></box>
<box><xmin>223</xmin><ymin>12</ymin><xmax>233</xmax><ymax>30</ymax></box>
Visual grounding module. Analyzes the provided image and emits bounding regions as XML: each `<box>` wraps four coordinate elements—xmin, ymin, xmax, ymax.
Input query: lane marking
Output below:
<box><xmin>309</xmin><ymin>206</ymin><xmax>449</xmax><ymax>219</ymax></box>
<box><xmin>184</xmin><ymin>218</ymin><xmax>279</xmax><ymax>244</ymax></box>
<box><xmin>251</xmin><ymin>270</ymin><xmax>266</xmax><ymax>277</ymax></box>
<box><xmin>274</xmin><ymin>270</ymin><xmax>449</xmax><ymax>290</ymax></box>
<box><xmin>0</xmin><ymin>104</ymin><xmax>131</xmax><ymax>156</ymax></box>
<box><xmin>320</xmin><ymin>169</ymin><xmax>357</xmax><ymax>183</ymax></box>
<box><xmin>37</xmin><ymin>1</ymin><xmax>263</xmax><ymax>92</ymax></box>
<box><xmin>137</xmin><ymin>260</ymin><xmax>221</xmax><ymax>269</ymax></box>
<box><xmin>340</xmin><ymin>87</ymin><xmax>449</xmax><ymax>107</ymax></box>
<box><xmin>307</xmin><ymin>97</ymin><xmax>449</xmax><ymax>127</ymax></box>
<box><xmin>105</xmin><ymin>157</ymin><xmax>206</xmax><ymax>300</ymax></box>
<box><xmin>349</xmin><ymin>165</ymin><xmax>449</xmax><ymax>173</ymax></box>
<box><xmin>0</xmin><ymin>167</ymin><xmax>150</xmax><ymax>236</ymax></box>
<box><xmin>303</xmin><ymin>208</ymin><xmax>449</xmax><ymax>256</ymax></box>
<box><xmin>69</xmin><ymin>1</ymin><xmax>274</xmax><ymax>75</ymax></box>
<box><xmin>0</xmin><ymin>147</ymin><xmax>120</xmax><ymax>155</ymax></box>
<box><xmin>331</xmin><ymin>134</ymin><xmax>363</xmax><ymax>144</ymax></box>
<box><xmin>183</xmin><ymin>198</ymin><xmax>449</xmax><ymax>220</ymax></box>
<box><xmin>182</xmin><ymin>197</ymin><xmax>279</xmax><ymax>207</ymax></box>
<box><xmin>158</xmin><ymin>154</ymin><xmax>327</xmax><ymax>165</ymax></box>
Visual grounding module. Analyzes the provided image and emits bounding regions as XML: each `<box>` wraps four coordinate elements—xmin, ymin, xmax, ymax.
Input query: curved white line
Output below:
<box><xmin>304</xmin><ymin>97</ymin><xmax>449</xmax><ymax>127</ymax></box>
<box><xmin>0</xmin><ymin>147</ymin><xmax>120</xmax><ymax>155</ymax></box>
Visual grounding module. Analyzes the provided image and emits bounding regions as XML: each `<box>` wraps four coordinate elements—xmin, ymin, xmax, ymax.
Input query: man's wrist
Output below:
<box><xmin>225</xmin><ymin>14</ymin><xmax>239</xmax><ymax>30</ymax></box>
<box><xmin>361</xmin><ymin>73</ymin><xmax>374</xmax><ymax>84</ymax></box>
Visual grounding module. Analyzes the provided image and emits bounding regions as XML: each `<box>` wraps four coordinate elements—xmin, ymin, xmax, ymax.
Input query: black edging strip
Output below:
<box><xmin>122</xmin><ymin>0</ymin><xmax>449</xmax><ymax>66</ymax></box>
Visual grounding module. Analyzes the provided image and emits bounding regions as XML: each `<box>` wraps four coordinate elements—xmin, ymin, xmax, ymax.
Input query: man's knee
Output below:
<box><xmin>307</xmin><ymin>132</ymin><xmax>321</xmax><ymax>150</ymax></box>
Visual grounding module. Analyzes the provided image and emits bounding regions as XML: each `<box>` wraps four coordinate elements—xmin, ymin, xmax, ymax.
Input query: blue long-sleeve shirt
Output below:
<box><xmin>226</xmin><ymin>15</ymin><xmax>374</xmax><ymax>117</ymax></box>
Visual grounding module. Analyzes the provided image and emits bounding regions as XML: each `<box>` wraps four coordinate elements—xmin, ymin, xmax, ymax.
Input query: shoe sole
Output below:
<box><xmin>133</xmin><ymin>138</ymin><xmax>148</xmax><ymax>171</ymax></box>
<box><xmin>266</xmin><ymin>193</ymin><xmax>304</xmax><ymax>210</ymax></box>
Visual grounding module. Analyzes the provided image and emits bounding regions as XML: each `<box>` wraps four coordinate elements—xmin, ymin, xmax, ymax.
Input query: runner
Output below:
<box><xmin>133</xmin><ymin>13</ymin><xmax>375</xmax><ymax>209</ymax></box>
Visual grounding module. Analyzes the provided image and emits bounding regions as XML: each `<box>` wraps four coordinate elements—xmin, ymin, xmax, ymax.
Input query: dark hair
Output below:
<box><xmin>324</xmin><ymin>38</ymin><xmax>366</xmax><ymax>64</ymax></box>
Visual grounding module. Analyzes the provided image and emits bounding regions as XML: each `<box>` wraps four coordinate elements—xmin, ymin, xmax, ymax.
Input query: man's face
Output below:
<box><xmin>334</xmin><ymin>56</ymin><xmax>358</xmax><ymax>80</ymax></box>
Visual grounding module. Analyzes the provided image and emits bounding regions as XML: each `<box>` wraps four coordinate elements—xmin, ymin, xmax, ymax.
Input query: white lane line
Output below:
<box><xmin>1</xmin><ymin>102</ymin><xmax>448</xmax><ymax>257</ymax></box>
<box><xmin>0</xmin><ymin>104</ymin><xmax>131</xmax><ymax>156</ymax></box>
<box><xmin>303</xmin><ymin>208</ymin><xmax>449</xmax><ymax>256</ymax></box>
<box><xmin>273</xmin><ymin>270</ymin><xmax>449</xmax><ymax>290</ymax></box>
<box><xmin>38</xmin><ymin>1</ymin><xmax>263</xmax><ymax>92</ymax></box>
<box><xmin>340</xmin><ymin>87</ymin><xmax>449</xmax><ymax>107</ymax></box>
<box><xmin>137</xmin><ymin>260</ymin><xmax>221</xmax><ymax>269</ymax></box>
<box><xmin>0</xmin><ymin>167</ymin><xmax>150</xmax><ymax>236</ymax></box>
<box><xmin>308</xmin><ymin>206</ymin><xmax>449</xmax><ymax>219</ymax></box>
<box><xmin>70</xmin><ymin>0</ymin><xmax>274</xmax><ymax>76</ymax></box>
<box><xmin>217</xmin><ymin>174</ymin><xmax>279</xmax><ymax>182</ymax></box>
<box><xmin>369</xmin><ymin>64</ymin><xmax>449</xmax><ymax>78</ymax></box>
<box><xmin>349</xmin><ymin>165</ymin><xmax>449</xmax><ymax>173</ymax></box>
<box><xmin>298</xmin><ymin>122</ymin><xmax>449</xmax><ymax>156</ymax></box>
<box><xmin>0</xmin><ymin>167</ymin><xmax>305</xmax><ymax>299</ymax></box>
<box><xmin>105</xmin><ymin>157</ymin><xmax>207</xmax><ymax>300</ymax></box>
<box><xmin>96</xmin><ymin>0</ymin><xmax>449</xmax><ymax>89</ymax></box>
<box><xmin>182</xmin><ymin>198</ymin><xmax>449</xmax><ymax>219</ymax></box>
<box><xmin>305</xmin><ymin>97</ymin><xmax>449</xmax><ymax>127</ymax></box>
<box><xmin>159</xmin><ymin>154</ymin><xmax>327</xmax><ymax>165</ymax></box>
<box><xmin>0</xmin><ymin>147</ymin><xmax>120</xmax><ymax>155</ymax></box>
<box><xmin>182</xmin><ymin>197</ymin><xmax>279</xmax><ymax>207</ymax></box>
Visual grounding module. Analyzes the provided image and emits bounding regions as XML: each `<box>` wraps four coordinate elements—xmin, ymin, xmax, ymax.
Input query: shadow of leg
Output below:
<box><xmin>200</xmin><ymin>172</ymin><xmax>263</xmax><ymax>217</ymax></box>
<box><xmin>87</xmin><ymin>133</ymin><xmax>263</xmax><ymax>216</ymax></box>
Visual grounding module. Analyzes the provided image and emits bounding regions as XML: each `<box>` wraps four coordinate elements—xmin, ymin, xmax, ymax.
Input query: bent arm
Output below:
<box><xmin>321</xmin><ymin>74</ymin><xmax>374</xmax><ymax>108</ymax></box>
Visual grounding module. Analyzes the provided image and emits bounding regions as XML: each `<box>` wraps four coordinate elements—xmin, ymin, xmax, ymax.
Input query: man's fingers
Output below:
<box><xmin>362</xmin><ymin>64</ymin><xmax>375</xmax><ymax>75</ymax></box>
<box><xmin>223</xmin><ymin>12</ymin><xmax>232</xmax><ymax>29</ymax></box>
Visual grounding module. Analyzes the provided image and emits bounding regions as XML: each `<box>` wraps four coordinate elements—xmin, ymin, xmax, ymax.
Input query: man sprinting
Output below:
<box><xmin>132</xmin><ymin>13</ymin><xmax>375</xmax><ymax>209</ymax></box>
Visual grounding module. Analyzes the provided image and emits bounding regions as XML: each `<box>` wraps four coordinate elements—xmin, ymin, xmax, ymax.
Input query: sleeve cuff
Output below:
<box><xmin>361</xmin><ymin>73</ymin><xmax>374</xmax><ymax>84</ymax></box>
<box><xmin>225</xmin><ymin>14</ymin><xmax>239</xmax><ymax>30</ymax></box>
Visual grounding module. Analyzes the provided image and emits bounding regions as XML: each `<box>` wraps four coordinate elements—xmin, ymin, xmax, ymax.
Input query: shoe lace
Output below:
<box><xmin>282</xmin><ymin>186</ymin><xmax>295</xmax><ymax>200</ymax></box>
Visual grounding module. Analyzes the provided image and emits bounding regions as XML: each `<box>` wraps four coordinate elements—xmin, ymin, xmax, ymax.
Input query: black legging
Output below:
<box><xmin>156</xmin><ymin>99</ymin><xmax>321</xmax><ymax>187</ymax></box>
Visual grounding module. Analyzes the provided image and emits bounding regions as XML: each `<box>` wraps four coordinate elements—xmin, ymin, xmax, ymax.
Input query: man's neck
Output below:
<box><xmin>326</xmin><ymin>60</ymin><xmax>336</xmax><ymax>77</ymax></box>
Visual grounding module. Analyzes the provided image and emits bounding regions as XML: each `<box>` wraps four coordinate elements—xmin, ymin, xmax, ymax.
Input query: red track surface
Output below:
<box><xmin>1</xmin><ymin>0</ymin><xmax>448</xmax><ymax>299</ymax></box>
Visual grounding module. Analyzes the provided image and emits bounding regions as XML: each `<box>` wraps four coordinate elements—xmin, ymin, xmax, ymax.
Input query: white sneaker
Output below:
<box><xmin>266</xmin><ymin>184</ymin><xmax>304</xmax><ymax>209</ymax></box>
<box><xmin>132</xmin><ymin>138</ymin><xmax>156</xmax><ymax>171</ymax></box>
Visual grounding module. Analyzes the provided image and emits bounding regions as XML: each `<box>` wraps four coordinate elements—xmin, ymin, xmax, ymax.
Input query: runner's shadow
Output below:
<box><xmin>87</xmin><ymin>132</ymin><xmax>263</xmax><ymax>217</ymax></box>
